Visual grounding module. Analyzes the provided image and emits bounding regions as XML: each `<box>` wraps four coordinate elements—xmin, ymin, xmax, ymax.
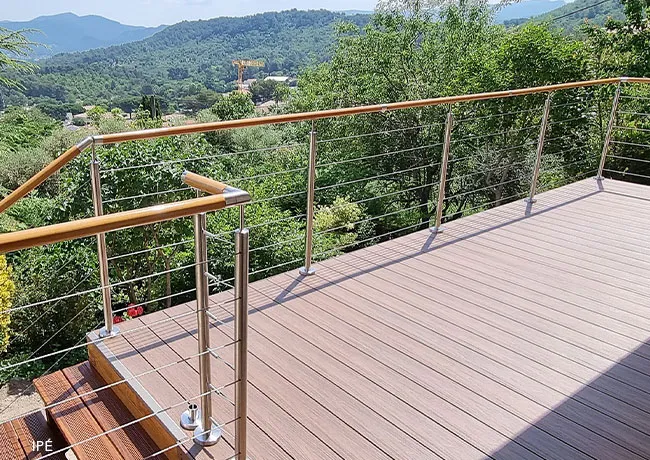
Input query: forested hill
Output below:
<box><xmin>10</xmin><ymin>10</ymin><xmax>370</xmax><ymax>110</ymax></box>
<box><xmin>0</xmin><ymin>13</ymin><xmax>166</xmax><ymax>59</ymax></box>
<box><xmin>504</xmin><ymin>0</ymin><xmax>625</xmax><ymax>31</ymax></box>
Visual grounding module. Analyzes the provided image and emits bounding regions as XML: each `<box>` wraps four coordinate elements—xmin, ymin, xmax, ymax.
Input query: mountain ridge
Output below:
<box><xmin>0</xmin><ymin>13</ymin><xmax>166</xmax><ymax>59</ymax></box>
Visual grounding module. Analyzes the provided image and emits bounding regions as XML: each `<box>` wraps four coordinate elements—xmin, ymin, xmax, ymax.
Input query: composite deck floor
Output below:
<box><xmin>100</xmin><ymin>178</ymin><xmax>650</xmax><ymax>460</ymax></box>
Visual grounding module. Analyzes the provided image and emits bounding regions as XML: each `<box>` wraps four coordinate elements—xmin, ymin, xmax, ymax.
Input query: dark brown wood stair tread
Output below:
<box><xmin>34</xmin><ymin>368</ymin><xmax>122</xmax><ymax>460</ymax></box>
<box><xmin>0</xmin><ymin>420</ymin><xmax>23</xmax><ymax>460</ymax></box>
<box><xmin>0</xmin><ymin>411</ymin><xmax>67</xmax><ymax>459</ymax></box>
<box><xmin>62</xmin><ymin>362</ymin><xmax>163</xmax><ymax>460</ymax></box>
<box><xmin>10</xmin><ymin>411</ymin><xmax>67</xmax><ymax>459</ymax></box>
<box><xmin>33</xmin><ymin>361</ymin><xmax>164</xmax><ymax>460</ymax></box>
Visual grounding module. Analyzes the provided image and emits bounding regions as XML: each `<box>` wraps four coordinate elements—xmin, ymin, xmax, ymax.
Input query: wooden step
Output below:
<box><xmin>0</xmin><ymin>411</ymin><xmax>67</xmax><ymax>459</ymax></box>
<box><xmin>34</xmin><ymin>361</ymin><xmax>166</xmax><ymax>460</ymax></box>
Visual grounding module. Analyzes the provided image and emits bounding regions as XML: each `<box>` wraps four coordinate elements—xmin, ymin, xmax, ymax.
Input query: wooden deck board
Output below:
<box><xmin>91</xmin><ymin>178</ymin><xmax>650</xmax><ymax>459</ymax></box>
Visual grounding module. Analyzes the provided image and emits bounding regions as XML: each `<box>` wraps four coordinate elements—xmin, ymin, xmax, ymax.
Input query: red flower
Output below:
<box><xmin>127</xmin><ymin>307</ymin><xmax>137</xmax><ymax>318</ymax></box>
<box><xmin>113</xmin><ymin>316</ymin><xmax>123</xmax><ymax>324</ymax></box>
<box><xmin>136</xmin><ymin>306</ymin><xmax>144</xmax><ymax>316</ymax></box>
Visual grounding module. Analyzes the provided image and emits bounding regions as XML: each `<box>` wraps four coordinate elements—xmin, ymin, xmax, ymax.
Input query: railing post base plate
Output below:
<box><xmin>299</xmin><ymin>267</ymin><xmax>316</xmax><ymax>276</ymax></box>
<box><xmin>430</xmin><ymin>226</ymin><xmax>445</xmax><ymax>234</ymax></box>
<box><xmin>193</xmin><ymin>423</ymin><xmax>222</xmax><ymax>446</ymax></box>
<box><xmin>180</xmin><ymin>404</ymin><xmax>201</xmax><ymax>430</ymax></box>
<box><xmin>594</xmin><ymin>175</ymin><xmax>605</xmax><ymax>181</ymax></box>
<box><xmin>524</xmin><ymin>198</ymin><xmax>537</xmax><ymax>204</ymax></box>
<box><xmin>99</xmin><ymin>326</ymin><xmax>120</xmax><ymax>338</ymax></box>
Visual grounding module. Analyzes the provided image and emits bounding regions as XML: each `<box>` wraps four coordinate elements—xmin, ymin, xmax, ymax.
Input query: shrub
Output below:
<box><xmin>0</xmin><ymin>255</ymin><xmax>15</xmax><ymax>353</ymax></box>
<box><xmin>0</xmin><ymin>147</ymin><xmax>52</xmax><ymax>192</ymax></box>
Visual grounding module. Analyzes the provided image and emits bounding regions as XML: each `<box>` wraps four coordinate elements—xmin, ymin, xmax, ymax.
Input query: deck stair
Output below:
<box><xmin>32</xmin><ymin>361</ymin><xmax>166</xmax><ymax>460</ymax></box>
<box><xmin>0</xmin><ymin>410</ymin><xmax>66</xmax><ymax>459</ymax></box>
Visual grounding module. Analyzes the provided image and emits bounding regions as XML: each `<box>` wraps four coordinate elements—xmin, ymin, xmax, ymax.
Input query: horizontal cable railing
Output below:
<box><xmin>0</xmin><ymin>77</ymin><xmax>649</xmax><ymax>459</ymax></box>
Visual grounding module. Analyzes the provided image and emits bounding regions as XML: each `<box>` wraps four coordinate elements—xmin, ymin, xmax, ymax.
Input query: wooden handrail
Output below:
<box><xmin>1</xmin><ymin>76</ymin><xmax>648</xmax><ymax>215</ymax></box>
<box><xmin>182</xmin><ymin>171</ymin><xmax>230</xmax><ymax>195</ymax></box>
<box><xmin>0</xmin><ymin>194</ymin><xmax>232</xmax><ymax>253</ymax></box>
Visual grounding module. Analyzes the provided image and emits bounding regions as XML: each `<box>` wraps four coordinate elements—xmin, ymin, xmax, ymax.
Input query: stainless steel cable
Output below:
<box><xmin>5</xmin><ymin>271</ymin><xmax>93</xmax><ymax>349</ymax></box>
<box><xmin>454</xmin><ymin>107</ymin><xmax>539</xmax><ymax>123</ymax></box>
<box><xmin>104</xmin><ymin>187</ymin><xmax>191</xmax><ymax>205</ymax></box>
<box><xmin>2</xmin><ymin>346</ymin><xmax>237</xmax><ymax>426</ymax></box>
<box><xmin>609</xmin><ymin>154</ymin><xmax>650</xmax><ymax>164</ymax></box>
<box><xmin>316</xmin><ymin>142</ymin><xmax>444</xmax><ymax>169</ymax></box>
<box><xmin>250</xmin><ymin>234</ymin><xmax>305</xmax><ymax>253</ymax></box>
<box><xmin>313</xmin><ymin>221</ymin><xmax>425</xmax><ymax>259</ymax></box>
<box><xmin>0</xmin><ymin>308</ymin><xmax>199</xmax><ymax>372</ymax></box>
<box><xmin>229</xmin><ymin>166</ymin><xmax>309</xmax><ymax>184</ymax></box>
<box><xmin>112</xmin><ymin>288</ymin><xmax>198</xmax><ymax>315</ymax></box>
<box><xmin>447</xmin><ymin>160</ymin><xmax>529</xmax><ymax>183</ymax></box>
<box><xmin>441</xmin><ymin>190</ymin><xmax>529</xmax><ymax>219</ymax></box>
<box><xmin>248</xmin><ymin>213</ymin><xmax>306</xmax><ymax>230</ymax></box>
<box><xmin>444</xmin><ymin>177</ymin><xmax>524</xmax><ymax>201</ymax></box>
<box><xmin>108</xmin><ymin>239</ymin><xmax>194</xmax><ymax>262</ymax></box>
<box><xmin>610</xmin><ymin>140</ymin><xmax>650</xmax><ymax>149</ymax></box>
<box><xmin>539</xmin><ymin>169</ymin><xmax>597</xmax><ymax>190</ymax></box>
<box><xmin>315</xmin><ymin>161</ymin><xmax>442</xmax><ymax>192</ymax></box>
<box><xmin>317</xmin><ymin>122</ymin><xmax>446</xmax><ymax>144</ymax></box>
<box><xmin>620</xmin><ymin>95</ymin><xmax>650</xmax><ymax>101</ymax></box>
<box><xmin>618</xmin><ymin>111</ymin><xmax>650</xmax><ymax>118</ymax></box>
<box><xmin>603</xmin><ymin>169</ymin><xmax>650</xmax><ymax>180</ymax></box>
<box><xmin>249</xmin><ymin>257</ymin><xmax>304</xmax><ymax>276</ymax></box>
<box><xmin>314</xmin><ymin>202</ymin><xmax>429</xmax><ymax>237</ymax></box>
<box><xmin>538</xmin><ymin>157</ymin><xmax>594</xmax><ymax>175</ymax></box>
<box><xmin>450</xmin><ymin>125</ymin><xmax>538</xmax><ymax>144</ymax></box>
<box><xmin>101</xmin><ymin>142</ymin><xmax>308</xmax><ymax>173</ymax></box>
<box><xmin>613</xmin><ymin>125</ymin><xmax>650</xmax><ymax>134</ymax></box>
<box><xmin>5</xmin><ymin>285</ymin><xmax>105</xmax><ymax>315</ymax></box>
<box><xmin>250</xmin><ymin>189</ymin><xmax>307</xmax><ymax>206</ymax></box>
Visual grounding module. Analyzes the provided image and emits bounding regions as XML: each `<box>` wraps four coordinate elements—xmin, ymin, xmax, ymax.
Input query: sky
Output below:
<box><xmin>1</xmin><ymin>0</ymin><xmax>378</xmax><ymax>27</ymax></box>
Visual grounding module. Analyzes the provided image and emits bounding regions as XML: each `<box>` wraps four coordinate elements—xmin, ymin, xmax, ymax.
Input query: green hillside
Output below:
<box><xmin>504</xmin><ymin>0</ymin><xmax>625</xmax><ymax>32</ymax></box>
<box><xmin>4</xmin><ymin>9</ymin><xmax>369</xmax><ymax>111</ymax></box>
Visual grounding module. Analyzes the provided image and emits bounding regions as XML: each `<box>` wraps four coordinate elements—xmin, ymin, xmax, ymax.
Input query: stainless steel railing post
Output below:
<box><xmin>233</xmin><ymin>225</ymin><xmax>249</xmax><ymax>459</ymax></box>
<box><xmin>526</xmin><ymin>93</ymin><xmax>553</xmax><ymax>203</ymax></box>
<box><xmin>90</xmin><ymin>140</ymin><xmax>118</xmax><ymax>338</ymax></box>
<box><xmin>596</xmin><ymin>82</ymin><xmax>622</xmax><ymax>180</ymax></box>
<box><xmin>299</xmin><ymin>121</ymin><xmax>317</xmax><ymax>276</ymax></box>
<box><xmin>193</xmin><ymin>211</ymin><xmax>222</xmax><ymax>446</ymax></box>
<box><xmin>432</xmin><ymin>106</ymin><xmax>454</xmax><ymax>233</ymax></box>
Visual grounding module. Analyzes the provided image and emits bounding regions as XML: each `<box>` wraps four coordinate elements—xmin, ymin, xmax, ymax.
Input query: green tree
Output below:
<box><xmin>87</xmin><ymin>105</ymin><xmax>108</xmax><ymax>124</ymax></box>
<box><xmin>250</xmin><ymin>79</ymin><xmax>290</xmax><ymax>104</ymax></box>
<box><xmin>140</xmin><ymin>95</ymin><xmax>162</xmax><ymax>119</ymax></box>
<box><xmin>0</xmin><ymin>28</ymin><xmax>38</xmax><ymax>89</ymax></box>
<box><xmin>211</xmin><ymin>92</ymin><xmax>255</xmax><ymax>121</ymax></box>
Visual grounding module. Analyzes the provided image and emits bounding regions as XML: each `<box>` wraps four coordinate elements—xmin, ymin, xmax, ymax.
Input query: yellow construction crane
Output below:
<box><xmin>232</xmin><ymin>59</ymin><xmax>265</xmax><ymax>92</ymax></box>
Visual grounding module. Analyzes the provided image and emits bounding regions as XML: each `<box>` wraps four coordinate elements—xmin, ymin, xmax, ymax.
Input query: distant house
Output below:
<box><xmin>264</xmin><ymin>76</ymin><xmax>291</xmax><ymax>84</ymax></box>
